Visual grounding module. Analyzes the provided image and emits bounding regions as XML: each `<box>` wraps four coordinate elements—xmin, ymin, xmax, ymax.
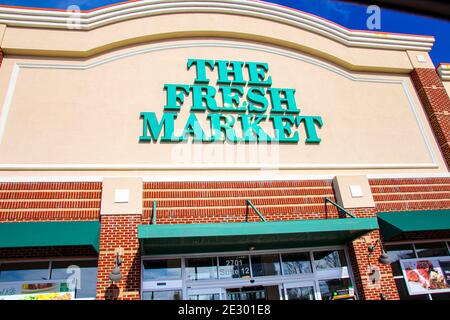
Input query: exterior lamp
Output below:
<box><xmin>378</xmin><ymin>249</ymin><xmax>392</xmax><ymax>265</ymax></box>
<box><xmin>368</xmin><ymin>240</ymin><xmax>392</xmax><ymax>265</ymax></box>
<box><xmin>109</xmin><ymin>252</ymin><xmax>123</xmax><ymax>283</ymax></box>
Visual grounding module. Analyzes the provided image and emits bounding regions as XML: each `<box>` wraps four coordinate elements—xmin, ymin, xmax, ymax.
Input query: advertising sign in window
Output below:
<box><xmin>400</xmin><ymin>257</ymin><xmax>450</xmax><ymax>295</ymax></box>
<box><xmin>0</xmin><ymin>280</ymin><xmax>74</xmax><ymax>300</ymax></box>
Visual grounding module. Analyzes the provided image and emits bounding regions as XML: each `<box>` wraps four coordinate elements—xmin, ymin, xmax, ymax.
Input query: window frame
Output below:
<box><xmin>141</xmin><ymin>245</ymin><xmax>357</xmax><ymax>300</ymax></box>
<box><xmin>385</xmin><ymin>239</ymin><xmax>450</xmax><ymax>300</ymax></box>
<box><xmin>0</xmin><ymin>257</ymin><xmax>98</xmax><ymax>300</ymax></box>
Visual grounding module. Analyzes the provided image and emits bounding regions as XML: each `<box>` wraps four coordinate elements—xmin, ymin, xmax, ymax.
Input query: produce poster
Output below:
<box><xmin>400</xmin><ymin>257</ymin><xmax>450</xmax><ymax>295</ymax></box>
<box><xmin>0</xmin><ymin>281</ymin><xmax>74</xmax><ymax>300</ymax></box>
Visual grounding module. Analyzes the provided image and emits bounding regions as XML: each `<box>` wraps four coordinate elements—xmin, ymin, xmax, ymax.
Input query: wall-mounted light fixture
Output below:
<box><xmin>368</xmin><ymin>239</ymin><xmax>392</xmax><ymax>265</ymax></box>
<box><xmin>109</xmin><ymin>252</ymin><xmax>123</xmax><ymax>283</ymax></box>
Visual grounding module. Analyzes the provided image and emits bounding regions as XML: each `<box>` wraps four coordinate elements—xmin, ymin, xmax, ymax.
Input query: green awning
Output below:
<box><xmin>0</xmin><ymin>221</ymin><xmax>101</xmax><ymax>252</ymax></box>
<box><xmin>138</xmin><ymin>218</ymin><xmax>378</xmax><ymax>255</ymax></box>
<box><xmin>377</xmin><ymin>210</ymin><xmax>450</xmax><ymax>240</ymax></box>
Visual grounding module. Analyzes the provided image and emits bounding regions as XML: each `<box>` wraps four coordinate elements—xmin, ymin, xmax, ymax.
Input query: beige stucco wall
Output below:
<box><xmin>0</xmin><ymin>37</ymin><xmax>446</xmax><ymax>178</ymax></box>
<box><xmin>333</xmin><ymin>175</ymin><xmax>375</xmax><ymax>209</ymax></box>
<box><xmin>443</xmin><ymin>81</ymin><xmax>450</xmax><ymax>97</ymax></box>
<box><xmin>406</xmin><ymin>50</ymin><xmax>435</xmax><ymax>69</ymax></box>
<box><xmin>1</xmin><ymin>13</ymin><xmax>415</xmax><ymax>73</ymax></box>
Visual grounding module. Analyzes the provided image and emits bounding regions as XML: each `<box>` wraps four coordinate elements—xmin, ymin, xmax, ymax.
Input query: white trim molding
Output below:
<box><xmin>437</xmin><ymin>64</ymin><xmax>450</xmax><ymax>81</ymax></box>
<box><xmin>0</xmin><ymin>0</ymin><xmax>435</xmax><ymax>51</ymax></box>
<box><xmin>0</xmin><ymin>163</ymin><xmax>440</xmax><ymax>171</ymax></box>
<box><xmin>0</xmin><ymin>172</ymin><xmax>449</xmax><ymax>183</ymax></box>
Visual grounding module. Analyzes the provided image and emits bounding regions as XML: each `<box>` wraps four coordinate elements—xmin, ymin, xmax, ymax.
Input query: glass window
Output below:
<box><xmin>218</xmin><ymin>256</ymin><xmax>250</xmax><ymax>279</ymax></box>
<box><xmin>286</xmin><ymin>286</ymin><xmax>315</xmax><ymax>300</ymax></box>
<box><xmin>189</xmin><ymin>293</ymin><xmax>220</xmax><ymax>300</ymax></box>
<box><xmin>251</xmin><ymin>254</ymin><xmax>281</xmax><ymax>277</ymax></box>
<box><xmin>385</xmin><ymin>244</ymin><xmax>415</xmax><ymax>276</ymax></box>
<box><xmin>431</xmin><ymin>292</ymin><xmax>450</xmax><ymax>300</ymax></box>
<box><xmin>0</xmin><ymin>262</ymin><xmax>49</xmax><ymax>282</ymax></box>
<box><xmin>281</xmin><ymin>252</ymin><xmax>312</xmax><ymax>275</ymax></box>
<box><xmin>318</xmin><ymin>278</ymin><xmax>352</xmax><ymax>300</ymax></box>
<box><xmin>143</xmin><ymin>259</ymin><xmax>181</xmax><ymax>280</ymax></box>
<box><xmin>415</xmin><ymin>242</ymin><xmax>449</xmax><ymax>258</ymax></box>
<box><xmin>50</xmin><ymin>260</ymin><xmax>98</xmax><ymax>299</ymax></box>
<box><xmin>313</xmin><ymin>250</ymin><xmax>347</xmax><ymax>270</ymax></box>
<box><xmin>226</xmin><ymin>286</ymin><xmax>267</xmax><ymax>300</ymax></box>
<box><xmin>142</xmin><ymin>290</ymin><xmax>182</xmax><ymax>300</ymax></box>
<box><xmin>186</xmin><ymin>257</ymin><xmax>218</xmax><ymax>281</ymax></box>
<box><xmin>394</xmin><ymin>278</ymin><xmax>429</xmax><ymax>300</ymax></box>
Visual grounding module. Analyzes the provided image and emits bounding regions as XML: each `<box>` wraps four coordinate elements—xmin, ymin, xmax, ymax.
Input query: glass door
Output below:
<box><xmin>187</xmin><ymin>288</ymin><xmax>223</xmax><ymax>300</ymax></box>
<box><xmin>226</xmin><ymin>285</ymin><xmax>281</xmax><ymax>300</ymax></box>
<box><xmin>283</xmin><ymin>281</ymin><xmax>316</xmax><ymax>300</ymax></box>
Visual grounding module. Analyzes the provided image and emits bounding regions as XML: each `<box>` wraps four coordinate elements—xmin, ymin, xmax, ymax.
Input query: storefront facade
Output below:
<box><xmin>0</xmin><ymin>0</ymin><xmax>449</xmax><ymax>300</ymax></box>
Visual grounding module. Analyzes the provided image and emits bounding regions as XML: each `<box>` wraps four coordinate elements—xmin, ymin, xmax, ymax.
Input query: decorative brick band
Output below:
<box><xmin>370</xmin><ymin>177</ymin><xmax>450</xmax><ymax>212</ymax></box>
<box><xmin>411</xmin><ymin>68</ymin><xmax>450</xmax><ymax>167</ymax></box>
<box><xmin>0</xmin><ymin>182</ymin><xmax>102</xmax><ymax>222</ymax></box>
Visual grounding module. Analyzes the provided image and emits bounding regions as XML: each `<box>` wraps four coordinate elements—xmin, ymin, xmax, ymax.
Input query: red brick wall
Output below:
<box><xmin>370</xmin><ymin>177</ymin><xmax>450</xmax><ymax>212</ymax></box>
<box><xmin>95</xmin><ymin>215</ymin><xmax>142</xmax><ymax>300</ymax></box>
<box><xmin>0</xmin><ymin>182</ymin><xmax>101</xmax><ymax>222</ymax></box>
<box><xmin>142</xmin><ymin>180</ymin><xmax>339</xmax><ymax>224</ymax></box>
<box><xmin>411</xmin><ymin>68</ymin><xmax>450</xmax><ymax>167</ymax></box>
<box><xmin>142</xmin><ymin>178</ymin><xmax>450</xmax><ymax>223</ymax></box>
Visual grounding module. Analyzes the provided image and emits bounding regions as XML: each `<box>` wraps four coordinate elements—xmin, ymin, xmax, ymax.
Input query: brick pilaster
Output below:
<box><xmin>347</xmin><ymin>208</ymin><xmax>399</xmax><ymax>300</ymax></box>
<box><xmin>95</xmin><ymin>215</ymin><xmax>142</xmax><ymax>300</ymax></box>
<box><xmin>411</xmin><ymin>68</ymin><xmax>450</xmax><ymax>167</ymax></box>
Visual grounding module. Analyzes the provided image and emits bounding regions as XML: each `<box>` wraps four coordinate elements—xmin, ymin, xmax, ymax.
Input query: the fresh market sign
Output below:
<box><xmin>140</xmin><ymin>59</ymin><xmax>323</xmax><ymax>143</ymax></box>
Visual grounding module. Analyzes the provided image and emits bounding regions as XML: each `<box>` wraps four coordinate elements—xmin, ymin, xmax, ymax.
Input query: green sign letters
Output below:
<box><xmin>140</xmin><ymin>59</ymin><xmax>323</xmax><ymax>143</ymax></box>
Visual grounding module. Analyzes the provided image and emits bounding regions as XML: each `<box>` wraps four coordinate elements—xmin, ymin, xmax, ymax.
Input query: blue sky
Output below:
<box><xmin>0</xmin><ymin>0</ymin><xmax>448</xmax><ymax>65</ymax></box>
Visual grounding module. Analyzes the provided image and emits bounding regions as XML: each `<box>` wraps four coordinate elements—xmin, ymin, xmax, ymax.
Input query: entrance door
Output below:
<box><xmin>187</xmin><ymin>288</ymin><xmax>223</xmax><ymax>300</ymax></box>
<box><xmin>142</xmin><ymin>279</ymin><xmax>183</xmax><ymax>300</ymax></box>
<box><xmin>226</xmin><ymin>285</ymin><xmax>281</xmax><ymax>300</ymax></box>
<box><xmin>283</xmin><ymin>281</ymin><xmax>316</xmax><ymax>300</ymax></box>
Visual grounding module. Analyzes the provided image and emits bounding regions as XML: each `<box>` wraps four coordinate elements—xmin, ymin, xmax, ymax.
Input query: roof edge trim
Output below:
<box><xmin>0</xmin><ymin>0</ymin><xmax>435</xmax><ymax>52</ymax></box>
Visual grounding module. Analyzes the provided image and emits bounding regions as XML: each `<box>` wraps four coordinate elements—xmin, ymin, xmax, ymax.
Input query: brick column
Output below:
<box><xmin>96</xmin><ymin>215</ymin><xmax>142</xmax><ymax>300</ymax></box>
<box><xmin>411</xmin><ymin>68</ymin><xmax>450</xmax><ymax>166</ymax></box>
<box><xmin>95</xmin><ymin>178</ymin><xmax>143</xmax><ymax>300</ymax></box>
<box><xmin>347</xmin><ymin>208</ymin><xmax>399</xmax><ymax>300</ymax></box>
<box><xmin>333</xmin><ymin>176</ymin><xmax>399</xmax><ymax>300</ymax></box>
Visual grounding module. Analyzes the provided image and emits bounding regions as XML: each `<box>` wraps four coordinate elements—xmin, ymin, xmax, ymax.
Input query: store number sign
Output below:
<box><xmin>140</xmin><ymin>58</ymin><xmax>323</xmax><ymax>144</ymax></box>
<box><xmin>218</xmin><ymin>256</ymin><xmax>251</xmax><ymax>279</ymax></box>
